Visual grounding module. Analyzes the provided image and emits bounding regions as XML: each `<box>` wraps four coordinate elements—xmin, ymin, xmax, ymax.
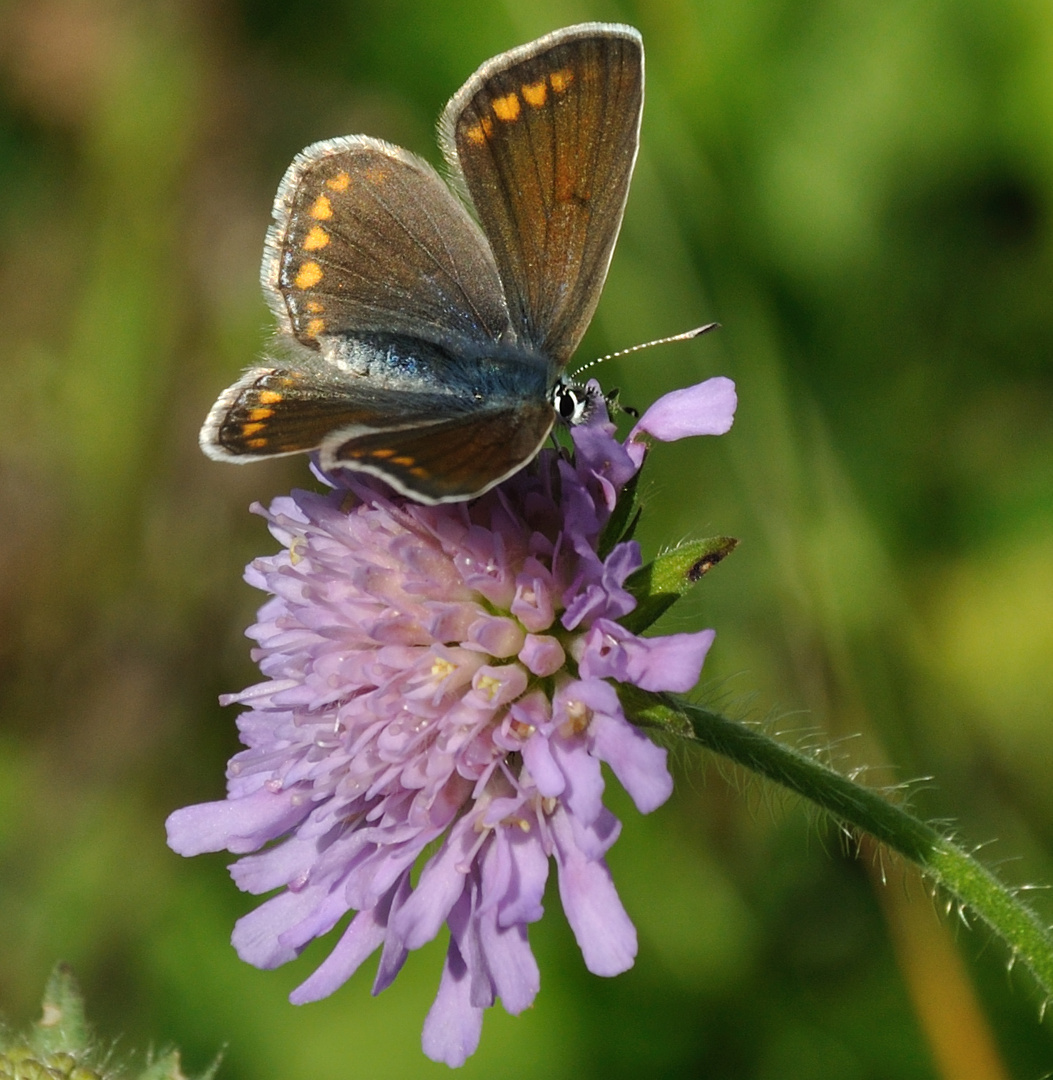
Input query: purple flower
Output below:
<box><xmin>167</xmin><ymin>378</ymin><xmax>736</xmax><ymax>1066</ymax></box>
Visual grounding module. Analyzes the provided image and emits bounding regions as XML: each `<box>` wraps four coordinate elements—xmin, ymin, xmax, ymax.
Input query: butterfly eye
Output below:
<box><xmin>552</xmin><ymin>381</ymin><xmax>592</xmax><ymax>425</ymax></box>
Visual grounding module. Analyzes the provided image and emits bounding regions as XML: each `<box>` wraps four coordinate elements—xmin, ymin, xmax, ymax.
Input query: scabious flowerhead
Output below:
<box><xmin>167</xmin><ymin>376</ymin><xmax>736</xmax><ymax>1067</ymax></box>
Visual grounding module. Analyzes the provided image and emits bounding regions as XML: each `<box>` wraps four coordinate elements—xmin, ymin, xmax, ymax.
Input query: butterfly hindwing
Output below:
<box><xmin>199</xmin><ymin>333</ymin><xmax>558</xmax><ymax>503</ymax></box>
<box><xmin>201</xmin><ymin>362</ymin><xmax>466</xmax><ymax>461</ymax></box>
<box><xmin>320</xmin><ymin>401</ymin><xmax>556</xmax><ymax>503</ymax></box>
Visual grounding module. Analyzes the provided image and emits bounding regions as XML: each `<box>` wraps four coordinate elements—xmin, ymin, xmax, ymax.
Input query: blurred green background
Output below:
<box><xmin>2</xmin><ymin>0</ymin><xmax>1052</xmax><ymax>1076</ymax></box>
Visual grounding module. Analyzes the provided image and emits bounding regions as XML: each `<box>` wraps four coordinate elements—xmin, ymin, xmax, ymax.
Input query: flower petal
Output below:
<box><xmin>231</xmin><ymin>889</ymin><xmax>320</xmax><ymax>968</ymax></box>
<box><xmin>480</xmin><ymin>916</ymin><xmax>539</xmax><ymax>1015</ymax></box>
<box><xmin>390</xmin><ymin>822</ymin><xmax>473</xmax><ymax>950</ymax></box>
<box><xmin>630</xmin><ymin>376</ymin><xmax>737</xmax><ymax>443</ymax></box>
<box><xmin>572</xmin><ymin>418</ymin><xmax>639</xmax><ymax>499</ymax></box>
<box><xmin>421</xmin><ymin>937</ymin><xmax>484</xmax><ymax>1067</ymax></box>
<box><xmin>372</xmin><ymin>871</ymin><xmax>413</xmax><ymax>993</ymax></box>
<box><xmin>580</xmin><ymin>620</ymin><xmax>715</xmax><ymax>692</ymax></box>
<box><xmin>550</xmin><ymin>807</ymin><xmax>637</xmax><ymax>976</ymax></box>
<box><xmin>289</xmin><ymin>908</ymin><xmax>387</xmax><ymax>1004</ymax></box>
<box><xmin>549</xmin><ymin>736</ymin><xmax>605</xmax><ymax>830</ymax></box>
<box><xmin>518</xmin><ymin>633</ymin><xmax>565</xmax><ymax>677</ymax></box>
<box><xmin>494</xmin><ymin>829</ymin><xmax>549</xmax><ymax>927</ymax></box>
<box><xmin>521</xmin><ymin>731</ymin><xmax>565</xmax><ymax>798</ymax></box>
<box><xmin>165</xmin><ymin>788</ymin><xmax>308</xmax><ymax>856</ymax></box>
<box><xmin>590</xmin><ymin>711</ymin><xmax>673</xmax><ymax>814</ymax></box>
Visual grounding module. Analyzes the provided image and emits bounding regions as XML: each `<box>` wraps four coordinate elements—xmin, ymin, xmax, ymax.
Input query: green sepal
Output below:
<box><xmin>616</xmin><ymin>684</ymin><xmax>695</xmax><ymax>737</ymax></box>
<box><xmin>1</xmin><ymin>966</ymin><xmax>221</xmax><ymax>1080</ymax></box>
<box><xmin>30</xmin><ymin>966</ymin><xmax>90</xmax><ymax>1058</ymax></box>
<box><xmin>140</xmin><ymin>1050</ymin><xmax>221</xmax><ymax>1080</ymax></box>
<box><xmin>621</xmin><ymin>536</ymin><xmax>738</xmax><ymax>634</ymax></box>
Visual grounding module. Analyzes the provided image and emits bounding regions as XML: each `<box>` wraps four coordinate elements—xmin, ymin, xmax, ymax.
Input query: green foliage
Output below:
<box><xmin>0</xmin><ymin>967</ymin><xmax>215</xmax><ymax>1080</ymax></box>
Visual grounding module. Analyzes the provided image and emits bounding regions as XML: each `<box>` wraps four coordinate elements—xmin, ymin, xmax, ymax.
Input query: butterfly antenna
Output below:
<box><xmin>571</xmin><ymin>322</ymin><xmax>720</xmax><ymax>379</ymax></box>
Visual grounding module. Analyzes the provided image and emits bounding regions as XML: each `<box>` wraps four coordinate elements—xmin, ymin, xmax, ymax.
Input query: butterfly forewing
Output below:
<box><xmin>441</xmin><ymin>24</ymin><xmax>643</xmax><ymax>365</ymax></box>
<box><xmin>264</xmin><ymin>137</ymin><xmax>513</xmax><ymax>354</ymax></box>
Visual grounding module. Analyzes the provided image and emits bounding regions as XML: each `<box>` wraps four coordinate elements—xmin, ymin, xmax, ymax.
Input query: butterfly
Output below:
<box><xmin>200</xmin><ymin>23</ymin><xmax>644</xmax><ymax>503</ymax></box>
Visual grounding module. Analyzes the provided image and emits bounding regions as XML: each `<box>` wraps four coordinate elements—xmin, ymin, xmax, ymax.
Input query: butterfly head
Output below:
<box><xmin>551</xmin><ymin>377</ymin><xmax>600</xmax><ymax>427</ymax></box>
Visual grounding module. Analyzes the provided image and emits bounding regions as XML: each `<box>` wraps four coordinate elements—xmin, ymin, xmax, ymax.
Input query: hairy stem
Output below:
<box><xmin>619</xmin><ymin>686</ymin><xmax>1053</xmax><ymax>1000</ymax></box>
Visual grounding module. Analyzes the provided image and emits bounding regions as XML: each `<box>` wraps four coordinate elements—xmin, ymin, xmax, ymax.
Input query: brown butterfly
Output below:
<box><xmin>200</xmin><ymin>24</ymin><xmax>644</xmax><ymax>503</ymax></box>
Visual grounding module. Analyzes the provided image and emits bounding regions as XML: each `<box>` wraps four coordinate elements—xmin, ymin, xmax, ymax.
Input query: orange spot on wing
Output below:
<box><xmin>303</xmin><ymin>225</ymin><xmax>330</xmax><ymax>250</ymax></box>
<box><xmin>241</xmin><ymin>422</ymin><xmax>265</xmax><ymax>437</ymax></box>
<box><xmin>295</xmin><ymin>261</ymin><xmax>323</xmax><ymax>289</ymax></box>
<box><xmin>247</xmin><ymin>407</ymin><xmax>274</xmax><ymax>421</ymax></box>
<box><xmin>370</xmin><ymin>448</ymin><xmax>395</xmax><ymax>458</ymax></box>
<box><xmin>491</xmin><ymin>92</ymin><xmax>521</xmax><ymax>122</ymax></box>
<box><xmin>246</xmin><ymin>437</ymin><xmax>268</xmax><ymax>449</ymax></box>
<box><xmin>549</xmin><ymin>68</ymin><xmax>574</xmax><ymax>94</ymax></box>
<box><xmin>326</xmin><ymin>171</ymin><xmax>351</xmax><ymax>191</ymax></box>
<box><xmin>305</xmin><ymin>317</ymin><xmax>325</xmax><ymax>337</ymax></box>
<box><xmin>521</xmin><ymin>79</ymin><xmax>548</xmax><ymax>107</ymax></box>
<box><xmin>257</xmin><ymin>390</ymin><xmax>283</xmax><ymax>405</ymax></box>
<box><xmin>464</xmin><ymin>118</ymin><xmax>491</xmax><ymax>144</ymax></box>
<box><xmin>391</xmin><ymin>455</ymin><xmax>415</xmax><ymax>466</ymax></box>
<box><xmin>305</xmin><ymin>300</ymin><xmax>325</xmax><ymax>313</ymax></box>
<box><xmin>309</xmin><ymin>194</ymin><xmax>333</xmax><ymax>220</ymax></box>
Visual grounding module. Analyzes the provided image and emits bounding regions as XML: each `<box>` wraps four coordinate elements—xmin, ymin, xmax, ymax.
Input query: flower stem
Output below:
<box><xmin>619</xmin><ymin>686</ymin><xmax>1053</xmax><ymax>1000</ymax></box>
